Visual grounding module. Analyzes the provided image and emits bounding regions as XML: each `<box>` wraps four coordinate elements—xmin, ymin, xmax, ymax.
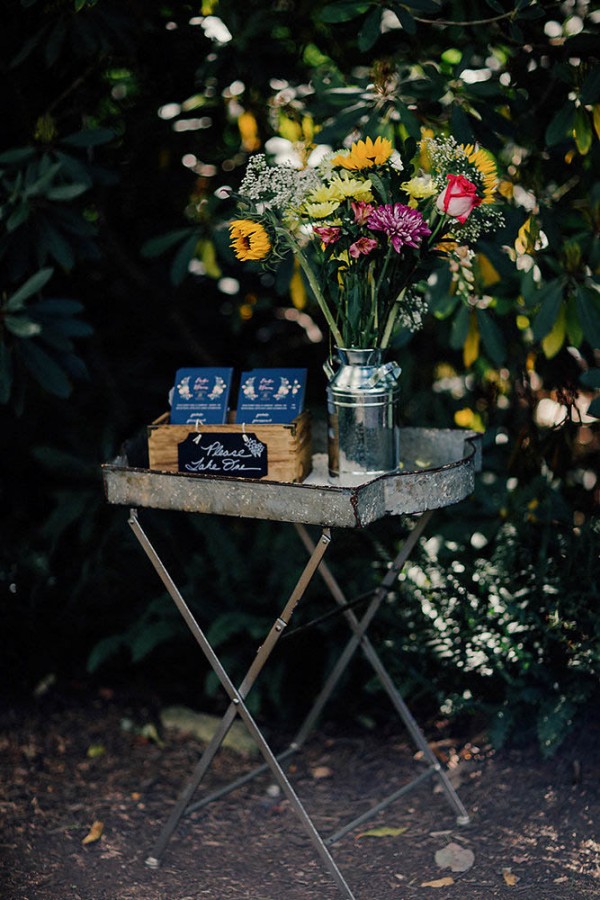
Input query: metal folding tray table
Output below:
<box><xmin>102</xmin><ymin>427</ymin><xmax>481</xmax><ymax>899</ymax></box>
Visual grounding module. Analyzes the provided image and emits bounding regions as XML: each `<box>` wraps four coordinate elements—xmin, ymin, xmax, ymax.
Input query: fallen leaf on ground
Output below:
<box><xmin>502</xmin><ymin>867</ymin><xmax>519</xmax><ymax>885</ymax></box>
<box><xmin>356</xmin><ymin>826</ymin><xmax>408</xmax><ymax>839</ymax></box>
<box><xmin>311</xmin><ymin>766</ymin><xmax>333</xmax><ymax>779</ymax></box>
<box><xmin>140</xmin><ymin>723</ymin><xmax>164</xmax><ymax>747</ymax></box>
<box><xmin>421</xmin><ymin>876</ymin><xmax>455</xmax><ymax>887</ymax></box>
<box><xmin>435</xmin><ymin>841</ymin><xmax>475</xmax><ymax>872</ymax></box>
<box><xmin>86</xmin><ymin>744</ymin><xmax>106</xmax><ymax>759</ymax></box>
<box><xmin>82</xmin><ymin>820</ymin><xmax>104</xmax><ymax>845</ymax></box>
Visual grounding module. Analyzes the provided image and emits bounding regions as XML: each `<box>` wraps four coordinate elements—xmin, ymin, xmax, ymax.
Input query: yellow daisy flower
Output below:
<box><xmin>401</xmin><ymin>174</ymin><xmax>437</xmax><ymax>207</ymax></box>
<box><xmin>332</xmin><ymin>136</ymin><xmax>393</xmax><ymax>170</ymax></box>
<box><xmin>462</xmin><ymin>144</ymin><xmax>498</xmax><ymax>204</ymax></box>
<box><xmin>229</xmin><ymin>219</ymin><xmax>271</xmax><ymax>261</ymax></box>
<box><xmin>304</xmin><ymin>200</ymin><xmax>341</xmax><ymax>218</ymax></box>
<box><xmin>329</xmin><ymin>172</ymin><xmax>374</xmax><ymax>202</ymax></box>
<box><xmin>305</xmin><ymin>184</ymin><xmax>341</xmax><ymax>204</ymax></box>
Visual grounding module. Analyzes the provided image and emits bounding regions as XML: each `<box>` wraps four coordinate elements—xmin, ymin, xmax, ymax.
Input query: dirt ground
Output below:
<box><xmin>1</xmin><ymin>684</ymin><xmax>599</xmax><ymax>900</ymax></box>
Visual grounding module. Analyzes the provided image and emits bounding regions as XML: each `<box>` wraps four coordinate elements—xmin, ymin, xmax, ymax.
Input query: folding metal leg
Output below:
<box><xmin>127</xmin><ymin>509</ymin><xmax>357</xmax><ymax>900</ymax></box>
<box><xmin>292</xmin><ymin>515</ymin><xmax>470</xmax><ymax>837</ymax></box>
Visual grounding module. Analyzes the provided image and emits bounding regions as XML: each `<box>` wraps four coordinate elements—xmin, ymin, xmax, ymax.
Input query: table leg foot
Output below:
<box><xmin>456</xmin><ymin>815</ymin><xmax>471</xmax><ymax>826</ymax></box>
<box><xmin>145</xmin><ymin>856</ymin><xmax>161</xmax><ymax>868</ymax></box>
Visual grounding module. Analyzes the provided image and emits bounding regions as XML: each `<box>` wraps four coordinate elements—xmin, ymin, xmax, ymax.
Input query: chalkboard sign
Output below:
<box><xmin>177</xmin><ymin>432</ymin><xmax>268</xmax><ymax>479</ymax></box>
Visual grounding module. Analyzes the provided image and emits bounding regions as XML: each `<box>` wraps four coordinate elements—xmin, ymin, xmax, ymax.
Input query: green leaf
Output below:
<box><xmin>28</xmin><ymin>298</ymin><xmax>83</xmax><ymax>316</ymax></box>
<box><xmin>358</xmin><ymin>7</ymin><xmax>382</xmax><ymax>51</ymax></box>
<box><xmin>565</xmin><ymin>294</ymin><xmax>583</xmax><ymax>347</ymax></box>
<box><xmin>580</xmin><ymin>368</ymin><xmax>600</xmax><ymax>389</ymax></box>
<box><xmin>450</xmin><ymin>104</ymin><xmax>473</xmax><ymax>142</ymax></box>
<box><xmin>519</xmin><ymin>267</ymin><xmax>539</xmax><ymax>308</ymax></box>
<box><xmin>368</xmin><ymin>172</ymin><xmax>387</xmax><ymax>202</ymax></box>
<box><xmin>573</xmin><ymin>107</ymin><xmax>592</xmax><ymax>155</ymax></box>
<box><xmin>403</xmin><ymin>0</ymin><xmax>439</xmax><ymax>11</ymax></box>
<box><xmin>130</xmin><ymin>620</ymin><xmax>182</xmax><ymax>663</ymax></box>
<box><xmin>0</xmin><ymin>341</ymin><xmax>12</xmax><ymax>404</ymax></box>
<box><xmin>537</xmin><ymin>696</ymin><xmax>576</xmax><ymax>758</ymax></box>
<box><xmin>575</xmin><ymin>285</ymin><xmax>600</xmax><ymax>349</ymax></box>
<box><xmin>26</xmin><ymin>161</ymin><xmax>62</xmax><ymax>197</ymax></box>
<box><xmin>0</xmin><ymin>147</ymin><xmax>36</xmax><ymax>165</ymax></box>
<box><xmin>356</xmin><ymin>825</ymin><xmax>408</xmax><ymax>838</ymax></box>
<box><xmin>449</xmin><ymin>304</ymin><xmax>470</xmax><ymax>350</ymax></box>
<box><xmin>170</xmin><ymin>233</ymin><xmax>200</xmax><ymax>285</ymax></box>
<box><xmin>141</xmin><ymin>228</ymin><xmax>196</xmax><ymax>258</ymax></box>
<box><xmin>18</xmin><ymin>340</ymin><xmax>72</xmax><ymax>398</ymax></box>
<box><xmin>46</xmin><ymin>318</ymin><xmax>93</xmax><ymax>338</ymax></box>
<box><xmin>318</xmin><ymin>2</ymin><xmax>370</xmax><ymax>23</ymax></box>
<box><xmin>61</xmin><ymin>128</ymin><xmax>116</xmax><ymax>147</ymax></box>
<box><xmin>6</xmin><ymin>203</ymin><xmax>30</xmax><ymax>231</ymax></box>
<box><xmin>477</xmin><ymin>309</ymin><xmax>506</xmax><ymax>365</ymax></box>
<box><xmin>545</xmin><ymin>103</ymin><xmax>576</xmax><ymax>147</ymax></box>
<box><xmin>46</xmin><ymin>183</ymin><xmax>89</xmax><ymax>201</ymax></box>
<box><xmin>391</xmin><ymin>3</ymin><xmax>417</xmax><ymax>34</ymax></box>
<box><xmin>4</xmin><ymin>315</ymin><xmax>42</xmax><ymax>338</ymax></box>
<box><xmin>87</xmin><ymin>634</ymin><xmax>126</xmax><ymax>673</ymax></box>
<box><xmin>531</xmin><ymin>280</ymin><xmax>564</xmax><ymax>341</ymax></box>
<box><xmin>487</xmin><ymin>707</ymin><xmax>513</xmax><ymax>749</ymax></box>
<box><xmin>581</xmin><ymin>66</ymin><xmax>600</xmax><ymax>104</ymax></box>
<box><xmin>5</xmin><ymin>268</ymin><xmax>54</xmax><ymax>310</ymax></box>
<box><xmin>39</xmin><ymin>219</ymin><xmax>76</xmax><ymax>269</ymax></box>
<box><xmin>31</xmin><ymin>446</ymin><xmax>96</xmax><ymax>478</ymax></box>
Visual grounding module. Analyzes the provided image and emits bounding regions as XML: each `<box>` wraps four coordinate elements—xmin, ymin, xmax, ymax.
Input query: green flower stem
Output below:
<box><xmin>380</xmin><ymin>286</ymin><xmax>407</xmax><ymax>349</ymax></box>
<box><xmin>285</xmin><ymin>234</ymin><xmax>344</xmax><ymax>347</ymax></box>
<box><xmin>374</xmin><ymin>246</ymin><xmax>393</xmax><ymax>298</ymax></box>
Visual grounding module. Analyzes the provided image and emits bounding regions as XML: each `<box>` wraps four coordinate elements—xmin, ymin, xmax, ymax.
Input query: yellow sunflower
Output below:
<box><xmin>462</xmin><ymin>144</ymin><xmax>498</xmax><ymax>204</ymax></box>
<box><xmin>332</xmin><ymin>136</ymin><xmax>393</xmax><ymax>170</ymax></box>
<box><xmin>229</xmin><ymin>219</ymin><xmax>271</xmax><ymax>261</ymax></box>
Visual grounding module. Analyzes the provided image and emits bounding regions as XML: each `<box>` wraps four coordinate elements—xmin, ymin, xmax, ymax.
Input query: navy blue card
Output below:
<box><xmin>235</xmin><ymin>368</ymin><xmax>306</xmax><ymax>424</ymax></box>
<box><xmin>170</xmin><ymin>367</ymin><xmax>234</xmax><ymax>425</ymax></box>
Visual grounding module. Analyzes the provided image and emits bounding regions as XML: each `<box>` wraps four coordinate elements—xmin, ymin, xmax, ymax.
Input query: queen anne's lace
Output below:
<box><xmin>239</xmin><ymin>155</ymin><xmax>320</xmax><ymax>211</ymax></box>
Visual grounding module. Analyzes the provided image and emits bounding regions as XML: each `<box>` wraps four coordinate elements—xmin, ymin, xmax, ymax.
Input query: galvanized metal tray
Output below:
<box><xmin>102</xmin><ymin>428</ymin><xmax>481</xmax><ymax>529</ymax></box>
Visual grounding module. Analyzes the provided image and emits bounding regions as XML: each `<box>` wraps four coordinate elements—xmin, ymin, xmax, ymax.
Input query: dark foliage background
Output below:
<box><xmin>1</xmin><ymin>0</ymin><xmax>598</xmax><ymax>756</ymax></box>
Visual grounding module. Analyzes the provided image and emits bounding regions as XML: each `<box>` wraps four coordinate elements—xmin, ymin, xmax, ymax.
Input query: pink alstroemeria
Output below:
<box><xmin>349</xmin><ymin>237</ymin><xmax>378</xmax><ymax>259</ymax></box>
<box><xmin>351</xmin><ymin>201</ymin><xmax>374</xmax><ymax>225</ymax></box>
<box><xmin>436</xmin><ymin>174</ymin><xmax>482</xmax><ymax>223</ymax></box>
<box><xmin>313</xmin><ymin>226</ymin><xmax>342</xmax><ymax>245</ymax></box>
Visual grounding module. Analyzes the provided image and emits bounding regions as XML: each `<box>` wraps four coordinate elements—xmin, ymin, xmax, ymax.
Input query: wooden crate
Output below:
<box><xmin>147</xmin><ymin>410</ymin><xmax>312</xmax><ymax>483</ymax></box>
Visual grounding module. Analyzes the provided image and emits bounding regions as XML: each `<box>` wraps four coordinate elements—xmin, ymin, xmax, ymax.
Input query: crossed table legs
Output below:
<box><xmin>127</xmin><ymin>507</ymin><xmax>469</xmax><ymax>900</ymax></box>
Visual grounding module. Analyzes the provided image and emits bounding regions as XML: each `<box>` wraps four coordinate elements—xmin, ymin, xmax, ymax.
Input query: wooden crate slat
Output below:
<box><xmin>147</xmin><ymin>411</ymin><xmax>312</xmax><ymax>483</ymax></box>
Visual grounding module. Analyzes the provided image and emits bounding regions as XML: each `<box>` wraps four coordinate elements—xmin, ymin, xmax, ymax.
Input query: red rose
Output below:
<box><xmin>436</xmin><ymin>174</ymin><xmax>482</xmax><ymax>223</ymax></box>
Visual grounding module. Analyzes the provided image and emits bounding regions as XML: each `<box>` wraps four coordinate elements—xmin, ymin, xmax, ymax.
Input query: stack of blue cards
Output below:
<box><xmin>236</xmin><ymin>369</ymin><xmax>306</xmax><ymax>424</ymax></box>
<box><xmin>170</xmin><ymin>367</ymin><xmax>234</xmax><ymax>425</ymax></box>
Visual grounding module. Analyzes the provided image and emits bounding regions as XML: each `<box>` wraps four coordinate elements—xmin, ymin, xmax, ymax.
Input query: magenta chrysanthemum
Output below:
<box><xmin>367</xmin><ymin>203</ymin><xmax>431</xmax><ymax>253</ymax></box>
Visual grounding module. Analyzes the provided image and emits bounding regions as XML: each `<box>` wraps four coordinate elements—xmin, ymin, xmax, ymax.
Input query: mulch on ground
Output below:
<box><xmin>1</xmin><ymin>685</ymin><xmax>598</xmax><ymax>899</ymax></box>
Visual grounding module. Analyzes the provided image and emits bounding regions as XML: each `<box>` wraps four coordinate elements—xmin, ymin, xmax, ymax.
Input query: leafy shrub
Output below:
<box><xmin>390</xmin><ymin>482</ymin><xmax>600</xmax><ymax>756</ymax></box>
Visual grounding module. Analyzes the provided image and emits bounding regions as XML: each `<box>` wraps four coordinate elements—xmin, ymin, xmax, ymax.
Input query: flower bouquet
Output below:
<box><xmin>229</xmin><ymin>134</ymin><xmax>502</xmax><ymax>351</ymax></box>
<box><xmin>229</xmin><ymin>133</ymin><xmax>502</xmax><ymax>479</ymax></box>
